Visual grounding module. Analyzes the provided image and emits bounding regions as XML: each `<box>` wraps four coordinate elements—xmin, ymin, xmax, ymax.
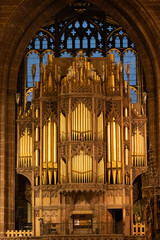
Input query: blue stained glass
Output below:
<box><xmin>107</xmin><ymin>25</ymin><xmax>113</xmax><ymax>32</ymax></box>
<box><xmin>39</xmin><ymin>32</ymin><xmax>43</xmax><ymax>37</ymax></box>
<box><xmin>91</xmin><ymin>51</ymin><xmax>103</xmax><ymax>57</ymax></box>
<box><xmin>90</xmin><ymin>23</ymin><xmax>94</xmax><ymax>28</ymax></box>
<box><xmin>130</xmin><ymin>88</ymin><xmax>137</xmax><ymax>103</ymax></box>
<box><xmin>119</xmin><ymin>30</ymin><xmax>124</xmax><ymax>35</ymax></box>
<box><xmin>27</xmin><ymin>52</ymin><xmax>40</xmax><ymax>88</ymax></box>
<box><xmin>98</xmin><ymin>33</ymin><xmax>101</xmax><ymax>41</ymax></box>
<box><xmin>75</xmin><ymin>37</ymin><xmax>80</xmax><ymax>49</ymax></box>
<box><xmin>61</xmin><ymin>33</ymin><xmax>65</xmax><ymax>41</ymax></box>
<box><xmin>68</xmin><ymin>24</ymin><xmax>72</xmax><ymax>29</ymax></box>
<box><xmin>75</xmin><ymin>21</ymin><xmax>80</xmax><ymax>28</ymax></box>
<box><xmin>82</xmin><ymin>37</ymin><xmax>88</xmax><ymax>48</ymax></box>
<box><xmin>42</xmin><ymin>37</ymin><xmax>48</xmax><ymax>49</ymax></box>
<box><xmin>115</xmin><ymin>36</ymin><xmax>120</xmax><ymax>48</ymax></box>
<box><xmin>86</xmin><ymin>29</ymin><xmax>91</xmax><ymax>35</ymax></box>
<box><xmin>123</xmin><ymin>36</ymin><xmax>128</xmax><ymax>48</ymax></box>
<box><xmin>82</xmin><ymin>20</ymin><xmax>87</xmax><ymax>28</ymax></box>
<box><xmin>90</xmin><ymin>36</ymin><xmax>96</xmax><ymax>48</ymax></box>
<box><xmin>49</xmin><ymin>26</ymin><xmax>54</xmax><ymax>32</ymax></box>
<box><xmin>71</xmin><ymin>29</ymin><xmax>76</xmax><ymax>36</ymax></box>
<box><xmin>123</xmin><ymin>50</ymin><xmax>137</xmax><ymax>86</ymax></box>
<box><xmin>60</xmin><ymin>51</ymin><xmax>72</xmax><ymax>58</ymax></box>
<box><xmin>35</xmin><ymin>38</ymin><xmax>40</xmax><ymax>49</ymax></box>
<box><xmin>67</xmin><ymin>37</ymin><xmax>72</xmax><ymax>49</ymax></box>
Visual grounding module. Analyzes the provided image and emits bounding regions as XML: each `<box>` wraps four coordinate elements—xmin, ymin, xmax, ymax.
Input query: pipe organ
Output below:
<box><xmin>17</xmin><ymin>51</ymin><xmax>147</xmax><ymax>236</ymax></box>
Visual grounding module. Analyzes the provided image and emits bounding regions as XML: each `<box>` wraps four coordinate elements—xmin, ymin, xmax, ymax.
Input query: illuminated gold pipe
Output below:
<box><xmin>54</xmin><ymin>122</ymin><xmax>57</xmax><ymax>163</ymax></box>
<box><xmin>35</xmin><ymin>148</ymin><xmax>39</xmax><ymax>167</ymax></box>
<box><xmin>125</xmin><ymin>107</ymin><xmax>128</xmax><ymax>117</ymax></box>
<box><xmin>48</xmin><ymin>170</ymin><xmax>52</xmax><ymax>185</ymax></box>
<box><xmin>43</xmin><ymin>170</ymin><xmax>48</xmax><ymax>185</ymax></box>
<box><xmin>102</xmin><ymin>113</ymin><xmax>103</xmax><ymax>141</ymax></box>
<box><xmin>22</xmin><ymin>134</ymin><xmax>25</xmax><ymax>167</ymax></box>
<box><xmin>20</xmin><ymin>136</ymin><xmax>22</xmax><ymax>167</ymax></box>
<box><xmin>112</xmin><ymin>169</ymin><xmax>116</xmax><ymax>184</ymax></box>
<box><xmin>48</xmin><ymin>118</ymin><xmax>51</xmax><ymax>163</ymax></box>
<box><xmin>88</xmin><ymin>109</ymin><xmax>90</xmax><ymax>140</ymax></box>
<box><xmin>125</xmin><ymin>126</ymin><xmax>129</xmax><ymax>141</ymax></box>
<box><xmin>142</xmin><ymin>135</ymin><xmax>144</xmax><ymax>165</ymax></box>
<box><xmin>117</xmin><ymin>169</ymin><xmax>121</xmax><ymax>184</ymax></box>
<box><xmin>83</xmin><ymin>104</ymin><xmax>86</xmax><ymax>139</ymax></box>
<box><xmin>137</xmin><ymin>128</ymin><xmax>139</xmax><ymax>166</ymax></box>
<box><xmin>107</xmin><ymin>122</ymin><xmax>111</xmax><ymax>163</ymax></box>
<box><xmin>132</xmin><ymin>135</ymin><xmax>134</xmax><ymax>165</ymax></box>
<box><xmin>108</xmin><ymin>170</ymin><xmax>111</xmax><ymax>184</ymax></box>
<box><xmin>71</xmin><ymin>112</ymin><xmax>73</xmax><ymax>140</ymax></box>
<box><xmin>43</xmin><ymin>125</ymin><xmax>46</xmax><ymax>162</ymax></box>
<box><xmin>30</xmin><ymin>135</ymin><xmax>32</xmax><ymax>166</ymax></box>
<box><xmin>51</xmin><ymin>121</ymin><xmax>54</xmax><ymax>162</ymax></box>
<box><xmin>78</xmin><ymin>104</ymin><xmax>81</xmax><ymax>140</ymax></box>
<box><xmin>125</xmin><ymin>147</ymin><xmax>129</xmax><ymax>165</ymax></box>
<box><xmin>27</xmin><ymin>131</ymin><xmax>30</xmax><ymax>166</ymax></box>
<box><xmin>74</xmin><ymin>110</ymin><xmax>75</xmax><ymax>140</ymax></box>
<box><xmin>75</xmin><ymin>107</ymin><xmax>78</xmax><ymax>140</ymax></box>
<box><xmin>81</xmin><ymin>103</ymin><xmax>83</xmax><ymax>135</ymax></box>
<box><xmin>113</xmin><ymin>118</ymin><xmax>116</xmax><ymax>162</ymax></box>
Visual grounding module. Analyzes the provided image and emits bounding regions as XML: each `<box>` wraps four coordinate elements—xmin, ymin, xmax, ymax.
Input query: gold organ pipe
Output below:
<box><xmin>74</xmin><ymin>110</ymin><xmax>76</xmax><ymax>140</ymax></box>
<box><xmin>142</xmin><ymin>135</ymin><xmax>144</xmax><ymax>165</ymax></box>
<box><xmin>108</xmin><ymin>170</ymin><xmax>111</xmax><ymax>184</ymax></box>
<box><xmin>117</xmin><ymin>169</ymin><xmax>121</xmax><ymax>184</ymax></box>
<box><xmin>113</xmin><ymin>119</ymin><xmax>116</xmax><ymax>162</ymax></box>
<box><xmin>43</xmin><ymin>170</ymin><xmax>47</xmax><ymax>185</ymax></box>
<box><xmin>112</xmin><ymin>169</ymin><xmax>116</xmax><ymax>184</ymax></box>
<box><xmin>75</xmin><ymin>107</ymin><xmax>78</xmax><ymax>140</ymax></box>
<box><xmin>137</xmin><ymin>128</ymin><xmax>139</xmax><ymax>166</ymax></box>
<box><xmin>48</xmin><ymin>118</ymin><xmax>51</xmax><ymax>163</ymax></box>
<box><xmin>78</xmin><ymin>104</ymin><xmax>80</xmax><ymax>140</ymax></box>
<box><xmin>43</xmin><ymin>125</ymin><xmax>46</xmax><ymax>162</ymax></box>
<box><xmin>85</xmin><ymin>106</ymin><xmax>87</xmax><ymax>140</ymax></box>
<box><xmin>20</xmin><ymin>136</ymin><xmax>22</xmax><ymax>167</ymax></box>
<box><xmin>88</xmin><ymin>109</ymin><xmax>90</xmax><ymax>140</ymax></box>
<box><xmin>54</xmin><ymin>122</ymin><xmax>57</xmax><ymax>163</ymax></box>
<box><xmin>135</xmin><ymin>129</ymin><xmax>137</xmax><ymax>166</ymax></box>
<box><xmin>116</xmin><ymin>124</ymin><xmax>119</xmax><ymax>162</ymax></box>
<box><xmin>125</xmin><ymin>147</ymin><xmax>129</xmax><ymax>165</ymax></box>
<box><xmin>71</xmin><ymin>112</ymin><xmax>73</xmax><ymax>140</ymax></box>
<box><xmin>48</xmin><ymin>170</ymin><xmax>52</xmax><ymax>184</ymax></box>
<box><xmin>51</xmin><ymin>121</ymin><xmax>54</xmax><ymax>162</ymax></box>
<box><xmin>81</xmin><ymin>103</ymin><xmax>83</xmax><ymax>135</ymax></box>
<box><xmin>107</xmin><ymin>122</ymin><xmax>111</xmax><ymax>163</ymax></box>
<box><xmin>35</xmin><ymin>149</ymin><xmax>39</xmax><ymax>167</ymax></box>
<box><xmin>125</xmin><ymin>126</ymin><xmax>129</xmax><ymax>141</ymax></box>
<box><xmin>27</xmin><ymin>132</ymin><xmax>30</xmax><ymax>166</ymax></box>
<box><xmin>102</xmin><ymin>113</ymin><xmax>103</xmax><ymax>141</ymax></box>
<box><xmin>132</xmin><ymin>135</ymin><xmax>134</xmax><ymax>165</ymax></box>
<box><xmin>125</xmin><ymin>107</ymin><xmax>128</xmax><ymax>117</ymax></box>
<box><xmin>30</xmin><ymin>135</ymin><xmax>32</xmax><ymax>166</ymax></box>
<box><xmin>83</xmin><ymin>104</ymin><xmax>86</xmax><ymax>139</ymax></box>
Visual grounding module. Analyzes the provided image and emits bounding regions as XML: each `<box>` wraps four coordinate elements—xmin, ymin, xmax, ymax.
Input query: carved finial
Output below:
<box><xmin>143</xmin><ymin>92</ymin><xmax>147</xmax><ymax>104</ymax></box>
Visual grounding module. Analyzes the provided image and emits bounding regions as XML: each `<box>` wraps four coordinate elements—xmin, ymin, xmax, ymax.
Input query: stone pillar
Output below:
<box><xmin>0</xmin><ymin>88</ymin><xmax>15</xmax><ymax>236</ymax></box>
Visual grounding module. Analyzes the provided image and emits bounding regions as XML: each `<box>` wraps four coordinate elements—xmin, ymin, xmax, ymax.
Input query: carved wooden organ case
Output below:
<box><xmin>16</xmin><ymin>51</ymin><xmax>147</xmax><ymax>234</ymax></box>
